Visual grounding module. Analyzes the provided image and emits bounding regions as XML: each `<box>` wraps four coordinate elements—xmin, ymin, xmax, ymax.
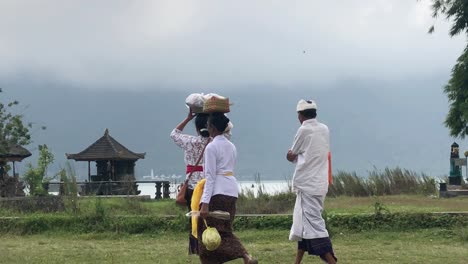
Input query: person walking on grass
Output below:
<box><xmin>171</xmin><ymin>109</ymin><xmax>210</xmax><ymax>255</ymax></box>
<box><xmin>198</xmin><ymin>112</ymin><xmax>257</xmax><ymax>264</ymax></box>
<box><xmin>286</xmin><ymin>99</ymin><xmax>337</xmax><ymax>264</ymax></box>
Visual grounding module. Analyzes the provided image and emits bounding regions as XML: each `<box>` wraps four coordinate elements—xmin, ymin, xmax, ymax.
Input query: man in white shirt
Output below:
<box><xmin>286</xmin><ymin>99</ymin><xmax>337</xmax><ymax>264</ymax></box>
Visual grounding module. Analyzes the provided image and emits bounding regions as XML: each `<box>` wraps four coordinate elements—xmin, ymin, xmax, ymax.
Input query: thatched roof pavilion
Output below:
<box><xmin>0</xmin><ymin>144</ymin><xmax>32</xmax><ymax>162</ymax></box>
<box><xmin>0</xmin><ymin>144</ymin><xmax>32</xmax><ymax>177</ymax></box>
<box><xmin>66</xmin><ymin>129</ymin><xmax>145</xmax><ymax>182</ymax></box>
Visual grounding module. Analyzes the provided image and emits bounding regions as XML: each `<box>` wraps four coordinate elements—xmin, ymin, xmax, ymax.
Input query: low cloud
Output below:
<box><xmin>0</xmin><ymin>0</ymin><xmax>464</xmax><ymax>91</ymax></box>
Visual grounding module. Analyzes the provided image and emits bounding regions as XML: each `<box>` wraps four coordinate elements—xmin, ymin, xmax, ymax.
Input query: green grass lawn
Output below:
<box><xmin>0</xmin><ymin>197</ymin><xmax>187</xmax><ymax>217</ymax></box>
<box><xmin>0</xmin><ymin>229</ymin><xmax>466</xmax><ymax>264</ymax></box>
<box><xmin>0</xmin><ymin>195</ymin><xmax>467</xmax><ymax>263</ymax></box>
<box><xmin>1</xmin><ymin>195</ymin><xmax>467</xmax><ymax>217</ymax></box>
<box><xmin>324</xmin><ymin>195</ymin><xmax>468</xmax><ymax>214</ymax></box>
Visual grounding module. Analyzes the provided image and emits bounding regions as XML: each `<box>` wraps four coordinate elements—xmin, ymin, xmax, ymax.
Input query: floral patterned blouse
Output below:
<box><xmin>170</xmin><ymin>128</ymin><xmax>210</xmax><ymax>189</ymax></box>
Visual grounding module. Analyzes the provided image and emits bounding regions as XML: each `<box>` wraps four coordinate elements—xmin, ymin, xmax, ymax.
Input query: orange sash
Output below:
<box><xmin>328</xmin><ymin>152</ymin><xmax>332</xmax><ymax>185</ymax></box>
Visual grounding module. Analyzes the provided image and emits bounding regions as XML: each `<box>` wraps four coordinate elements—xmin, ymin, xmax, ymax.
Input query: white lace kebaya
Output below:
<box><xmin>200</xmin><ymin>135</ymin><xmax>239</xmax><ymax>204</ymax></box>
<box><xmin>170</xmin><ymin>128</ymin><xmax>210</xmax><ymax>189</ymax></box>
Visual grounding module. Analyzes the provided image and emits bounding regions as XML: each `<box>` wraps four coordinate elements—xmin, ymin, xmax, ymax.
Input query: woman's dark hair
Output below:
<box><xmin>195</xmin><ymin>113</ymin><xmax>210</xmax><ymax>137</ymax></box>
<box><xmin>299</xmin><ymin>109</ymin><xmax>317</xmax><ymax>119</ymax></box>
<box><xmin>208</xmin><ymin>112</ymin><xmax>230</xmax><ymax>133</ymax></box>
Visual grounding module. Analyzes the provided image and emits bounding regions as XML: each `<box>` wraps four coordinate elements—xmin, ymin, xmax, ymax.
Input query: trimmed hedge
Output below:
<box><xmin>234</xmin><ymin>213</ymin><xmax>468</xmax><ymax>231</ymax></box>
<box><xmin>0</xmin><ymin>213</ymin><xmax>466</xmax><ymax>235</ymax></box>
<box><xmin>0</xmin><ymin>215</ymin><xmax>186</xmax><ymax>235</ymax></box>
<box><xmin>0</xmin><ymin>196</ymin><xmax>65</xmax><ymax>213</ymax></box>
<box><xmin>327</xmin><ymin>213</ymin><xmax>468</xmax><ymax>231</ymax></box>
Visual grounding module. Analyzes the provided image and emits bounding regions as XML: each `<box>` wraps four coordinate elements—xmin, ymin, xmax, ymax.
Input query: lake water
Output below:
<box><xmin>138</xmin><ymin>180</ymin><xmax>291</xmax><ymax>199</ymax></box>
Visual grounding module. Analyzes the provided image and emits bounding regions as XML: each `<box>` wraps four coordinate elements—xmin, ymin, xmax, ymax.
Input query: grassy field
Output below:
<box><xmin>0</xmin><ymin>195</ymin><xmax>467</xmax><ymax>263</ymax></box>
<box><xmin>0</xmin><ymin>229</ymin><xmax>467</xmax><ymax>264</ymax></box>
<box><xmin>324</xmin><ymin>195</ymin><xmax>468</xmax><ymax>214</ymax></box>
<box><xmin>1</xmin><ymin>195</ymin><xmax>466</xmax><ymax>217</ymax></box>
<box><xmin>0</xmin><ymin>197</ymin><xmax>187</xmax><ymax>217</ymax></box>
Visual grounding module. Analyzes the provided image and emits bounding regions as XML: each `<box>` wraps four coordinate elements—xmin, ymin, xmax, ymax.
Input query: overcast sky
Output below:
<box><xmin>1</xmin><ymin>1</ymin><xmax>467</xmax><ymax>179</ymax></box>
<box><xmin>0</xmin><ymin>0</ymin><xmax>465</xmax><ymax>91</ymax></box>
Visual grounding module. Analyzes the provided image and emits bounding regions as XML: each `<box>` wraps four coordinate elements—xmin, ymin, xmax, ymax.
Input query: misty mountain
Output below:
<box><xmin>3</xmin><ymin>75</ymin><xmax>456</xmax><ymax>180</ymax></box>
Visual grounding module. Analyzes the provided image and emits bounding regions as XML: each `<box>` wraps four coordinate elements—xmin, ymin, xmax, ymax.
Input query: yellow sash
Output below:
<box><xmin>191</xmin><ymin>179</ymin><xmax>206</xmax><ymax>238</ymax></box>
<box><xmin>190</xmin><ymin>173</ymin><xmax>234</xmax><ymax>238</ymax></box>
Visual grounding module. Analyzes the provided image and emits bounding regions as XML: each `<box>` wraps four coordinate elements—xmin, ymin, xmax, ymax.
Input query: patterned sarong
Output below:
<box><xmin>197</xmin><ymin>194</ymin><xmax>247</xmax><ymax>264</ymax></box>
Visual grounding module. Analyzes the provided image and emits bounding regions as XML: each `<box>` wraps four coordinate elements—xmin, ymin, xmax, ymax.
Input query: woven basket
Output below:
<box><xmin>203</xmin><ymin>96</ymin><xmax>230</xmax><ymax>113</ymax></box>
<box><xmin>189</xmin><ymin>105</ymin><xmax>204</xmax><ymax>114</ymax></box>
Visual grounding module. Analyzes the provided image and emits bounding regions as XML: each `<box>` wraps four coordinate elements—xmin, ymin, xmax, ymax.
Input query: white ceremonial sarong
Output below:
<box><xmin>289</xmin><ymin>192</ymin><xmax>329</xmax><ymax>241</ymax></box>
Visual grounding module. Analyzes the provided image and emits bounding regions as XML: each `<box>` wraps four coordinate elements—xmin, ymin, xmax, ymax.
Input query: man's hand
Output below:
<box><xmin>200</xmin><ymin>203</ymin><xmax>209</xmax><ymax>219</ymax></box>
<box><xmin>286</xmin><ymin>150</ymin><xmax>298</xmax><ymax>162</ymax></box>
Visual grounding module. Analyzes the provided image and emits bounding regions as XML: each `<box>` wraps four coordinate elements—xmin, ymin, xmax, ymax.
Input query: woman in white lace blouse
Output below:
<box><xmin>170</xmin><ymin>109</ymin><xmax>210</xmax><ymax>255</ymax></box>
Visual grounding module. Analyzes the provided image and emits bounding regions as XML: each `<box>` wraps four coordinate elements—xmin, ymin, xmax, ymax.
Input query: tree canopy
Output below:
<box><xmin>426</xmin><ymin>0</ymin><xmax>468</xmax><ymax>36</ymax></box>
<box><xmin>444</xmin><ymin>47</ymin><xmax>468</xmax><ymax>138</ymax></box>
<box><xmin>0</xmin><ymin>88</ymin><xmax>33</xmax><ymax>154</ymax></box>
<box><xmin>425</xmin><ymin>0</ymin><xmax>468</xmax><ymax>138</ymax></box>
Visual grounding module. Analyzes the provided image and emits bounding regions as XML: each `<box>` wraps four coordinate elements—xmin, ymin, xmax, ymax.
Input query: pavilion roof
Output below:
<box><xmin>0</xmin><ymin>144</ymin><xmax>32</xmax><ymax>162</ymax></box>
<box><xmin>66</xmin><ymin>129</ymin><xmax>145</xmax><ymax>161</ymax></box>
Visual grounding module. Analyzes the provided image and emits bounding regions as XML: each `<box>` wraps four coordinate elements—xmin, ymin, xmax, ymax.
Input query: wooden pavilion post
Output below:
<box><xmin>112</xmin><ymin>160</ymin><xmax>115</xmax><ymax>181</ymax></box>
<box><xmin>12</xmin><ymin>161</ymin><xmax>15</xmax><ymax>177</ymax></box>
<box><xmin>88</xmin><ymin>161</ymin><xmax>91</xmax><ymax>182</ymax></box>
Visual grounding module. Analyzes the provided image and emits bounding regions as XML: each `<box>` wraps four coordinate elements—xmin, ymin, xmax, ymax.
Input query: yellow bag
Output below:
<box><xmin>202</xmin><ymin>219</ymin><xmax>221</xmax><ymax>251</ymax></box>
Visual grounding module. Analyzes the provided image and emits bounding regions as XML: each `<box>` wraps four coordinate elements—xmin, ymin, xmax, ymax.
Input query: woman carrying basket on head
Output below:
<box><xmin>196</xmin><ymin>112</ymin><xmax>257</xmax><ymax>264</ymax></box>
<box><xmin>171</xmin><ymin>109</ymin><xmax>210</xmax><ymax>255</ymax></box>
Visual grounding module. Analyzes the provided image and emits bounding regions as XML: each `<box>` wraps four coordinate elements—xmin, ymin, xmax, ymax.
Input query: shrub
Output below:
<box><xmin>328</xmin><ymin>167</ymin><xmax>439</xmax><ymax>197</ymax></box>
<box><xmin>237</xmin><ymin>190</ymin><xmax>295</xmax><ymax>214</ymax></box>
<box><xmin>0</xmin><ymin>212</ymin><xmax>465</xmax><ymax>235</ymax></box>
<box><xmin>22</xmin><ymin>145</ymin><xmax>54</xmax><ymax>196</ymax></box>
<box><xmin>59</xmin><ymin>162</ymin><xmax>79</xmax><ymax>214</ymax></box>
<box><xmin>0</xmin><ymin>196</ymin><xmax>65</xmax><ymax>213</ymax></box>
